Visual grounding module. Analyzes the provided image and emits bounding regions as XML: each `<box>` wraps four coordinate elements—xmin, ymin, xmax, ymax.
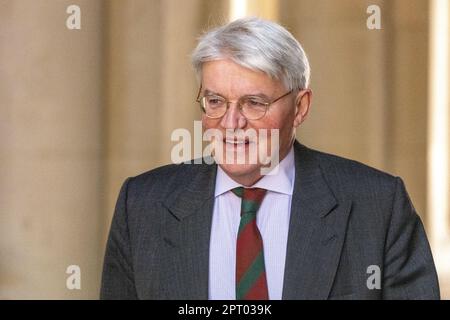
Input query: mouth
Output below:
<box><xmin>223</xmin><ymin>138</ymin><xmax>251</xmax><ymax>146</ymax></box>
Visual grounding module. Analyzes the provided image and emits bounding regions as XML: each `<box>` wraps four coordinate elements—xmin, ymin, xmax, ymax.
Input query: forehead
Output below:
<box><xmin>201</xmin><ymin>59</ymin><xmax>283</xmax><ymax>96</ymax></box>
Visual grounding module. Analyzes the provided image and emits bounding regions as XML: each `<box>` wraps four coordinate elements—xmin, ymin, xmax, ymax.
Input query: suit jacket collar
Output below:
<box><xmin>163</xmin><ymin>160</ymin><xmax>217</xmax><ymax>220</ymax></box>
<box><xmin>162</xmin><ymin>142</ymin><xmax>351</xmax><ymax>299</ymax></box>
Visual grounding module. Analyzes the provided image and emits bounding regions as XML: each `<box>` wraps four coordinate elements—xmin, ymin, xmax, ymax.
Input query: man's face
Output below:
<box><xmin>201</xmin><ymin>59</ymin><xmax>310</xmax><ymax>186</ymax></box>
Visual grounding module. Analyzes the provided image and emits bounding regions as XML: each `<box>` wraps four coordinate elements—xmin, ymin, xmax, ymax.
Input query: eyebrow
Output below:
<box><xmin>203</xmin><ymin>89</ymin><xmax>270</xmax><ymax>100</ymax></box>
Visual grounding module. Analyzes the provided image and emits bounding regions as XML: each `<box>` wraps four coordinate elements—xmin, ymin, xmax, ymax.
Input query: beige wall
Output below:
<box><xmin>0</xmin><ymin>0</ymin><xmax>447</xmax><ymax>299</ymax></box>
<box><xmin>0</xmin><ymin>0</ymin><xmax>105</xmax><ymax>298</ymax></box>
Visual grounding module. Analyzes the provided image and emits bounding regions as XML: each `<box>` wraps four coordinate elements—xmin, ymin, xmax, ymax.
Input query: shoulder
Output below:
<box><xmin>300</xmin><ymin>144</ymin><xmax>401</xmax><ymax>200</ymax></box>
<box><xmin>122</xmin><ymin>160</ymin><xmax>215</xmax><ymax>201</ymax></box>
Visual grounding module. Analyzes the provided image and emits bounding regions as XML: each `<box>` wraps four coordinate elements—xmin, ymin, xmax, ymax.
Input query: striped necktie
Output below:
<box><xmin>232</xmin><ymin>187</ymin><xmax>269</xmax><ymax>300</ymax></box>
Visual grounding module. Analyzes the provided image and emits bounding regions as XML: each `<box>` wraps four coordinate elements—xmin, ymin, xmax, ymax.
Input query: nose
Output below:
<box><xmin>219</xmin><ymin>102</ymin><xmax>247</xmax><ymax>130</ymax></box>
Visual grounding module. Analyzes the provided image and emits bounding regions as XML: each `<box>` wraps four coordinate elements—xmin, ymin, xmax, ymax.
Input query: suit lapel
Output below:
<box><xmin>161</xmin><ymin>162</ymin><xmax>217</xmax><ymax>299</ymax></box>
<box><xmin>282</xmin><ymin>143</ymin><xmax>352</xmax><ymax>299</ymax></box>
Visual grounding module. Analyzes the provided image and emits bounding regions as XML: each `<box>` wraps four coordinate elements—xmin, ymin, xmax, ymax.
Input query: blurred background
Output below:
<box><xmin>0</xmin><ymin>0</ymin><xmax>449</xmax><ymax>299</ymax></box>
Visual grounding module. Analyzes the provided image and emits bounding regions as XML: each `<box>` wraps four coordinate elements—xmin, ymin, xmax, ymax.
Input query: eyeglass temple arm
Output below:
<box><xmin>196</xmin><ymin>84</ymin><xmax>203</xmax><ymax>102</ymax></box>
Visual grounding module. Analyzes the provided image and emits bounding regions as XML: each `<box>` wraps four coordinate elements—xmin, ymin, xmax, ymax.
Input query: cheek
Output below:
<box><xmin>201</xmin><ymin>116</ymin><xmax>208</xmax><ymax>129</ymax></box>
<box><xmin>260</xmin><ymin>111</ymin><xmax>295</xmax><ymax>144</ymax></box>
<box><xmin>256</xmin><ymin>108</ymin><xmax>294</xmax><ymax>131</ymax></box>
<box><xmin>202</xmin><ymin>116</ymin><xmax>218</xmax><ymax>130</ymax></box>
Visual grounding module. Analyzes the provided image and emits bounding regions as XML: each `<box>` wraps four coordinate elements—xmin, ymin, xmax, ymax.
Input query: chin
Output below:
<box><xmin>218</xmin><ymin>163</ymin><xmax>262</xmax><ymax>183</ymax></box>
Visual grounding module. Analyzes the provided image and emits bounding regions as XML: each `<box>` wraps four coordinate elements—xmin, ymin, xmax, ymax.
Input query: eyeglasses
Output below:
<box><xmin>196</xmin><ymin>85</ymin><xmax>293</xmax><ymax>120</ymax></box>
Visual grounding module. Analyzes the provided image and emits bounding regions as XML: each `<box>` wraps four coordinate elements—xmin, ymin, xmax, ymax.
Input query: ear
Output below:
<box><xmin>293</xmin><ymin>89</ymin><xmax>312</xmax><ymax>128</ymax></box>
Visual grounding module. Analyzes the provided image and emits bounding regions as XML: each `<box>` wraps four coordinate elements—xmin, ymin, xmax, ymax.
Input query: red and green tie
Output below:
<box><xmin>232</xmin><ymin>187</ymin><xmax>269</xmax><ymax>300</ymax></box>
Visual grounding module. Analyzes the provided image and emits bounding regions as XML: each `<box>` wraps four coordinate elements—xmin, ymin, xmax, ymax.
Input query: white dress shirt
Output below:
<box><xmin>208</xmin><ymin>147</ymin><xmax>295</xmax><ymax>300</ymax></box>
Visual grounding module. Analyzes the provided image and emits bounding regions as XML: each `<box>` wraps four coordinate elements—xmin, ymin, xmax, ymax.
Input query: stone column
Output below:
<box><xmin>0</xmin><ymin>0</ymin><xmax>105</xmax><ymax>299</ymax></box>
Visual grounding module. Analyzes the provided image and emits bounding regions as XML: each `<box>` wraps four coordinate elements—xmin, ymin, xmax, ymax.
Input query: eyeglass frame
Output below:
<box><xmin>195</xmin><ymin>84</ymin><xmax>295</xmax><ymax>120</ymax></box>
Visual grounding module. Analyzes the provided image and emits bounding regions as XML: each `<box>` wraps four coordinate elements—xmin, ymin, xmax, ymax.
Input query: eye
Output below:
<box><xmin>205</xmin><ymin>96</ymin><xmax>225</xmax><ymax>106</ymax></box>
<box><xmin>244</xmin><ymin>97</ymin><xmax>267</xmax><ymax>107</ymax></box>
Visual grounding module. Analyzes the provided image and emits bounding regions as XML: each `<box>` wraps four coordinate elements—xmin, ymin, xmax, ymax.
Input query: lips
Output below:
<box><xmin>223</xmin><ymin>138</ymin><xmax>250</xmax><ymax>145</ymax></box>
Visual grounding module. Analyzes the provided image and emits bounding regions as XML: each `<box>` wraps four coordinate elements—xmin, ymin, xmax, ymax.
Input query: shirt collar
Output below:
<box><xmin>214</xmin><ymin>146</ymin><xmax>295</xmax><ymax>197</ymax></box>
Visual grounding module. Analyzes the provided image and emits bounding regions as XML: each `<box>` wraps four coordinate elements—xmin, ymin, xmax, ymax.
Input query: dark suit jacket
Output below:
<box><xmin>100</xmin><ymin>142</ymin><xmax>440</xmax><ymax>299</ymax></box>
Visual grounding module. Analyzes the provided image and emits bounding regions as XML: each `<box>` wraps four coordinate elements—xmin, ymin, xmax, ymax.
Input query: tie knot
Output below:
<box><xmin>232</xmin><ymin>187</ymin><xmax>267</xmax><ymax>215</ymax></box>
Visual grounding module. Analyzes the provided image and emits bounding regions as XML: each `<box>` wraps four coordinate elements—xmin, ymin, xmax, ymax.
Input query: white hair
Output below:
<box><xmin>191</xmin><ymin>17</ymin><xmax>311</xmax><ymax>91</ymax></box>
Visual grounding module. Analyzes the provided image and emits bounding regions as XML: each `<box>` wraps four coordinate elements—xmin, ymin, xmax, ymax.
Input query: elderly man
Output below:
<box><xmin>101</xmin><ymin>17</ymin><xmax>440</xmax><ymax>300</ymax></box>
